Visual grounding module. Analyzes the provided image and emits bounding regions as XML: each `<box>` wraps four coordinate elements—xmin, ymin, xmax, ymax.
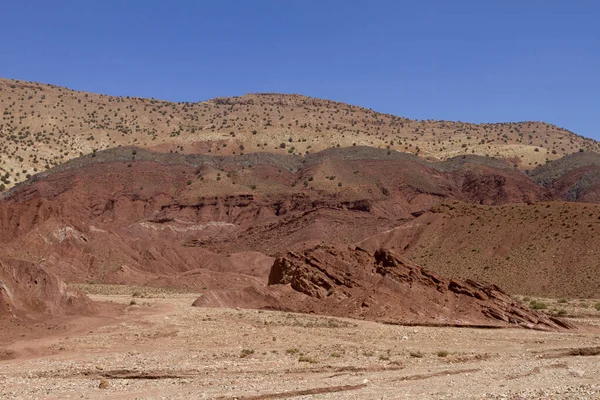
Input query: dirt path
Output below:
<box><xmin>0</xmin><ymin>291</ymin><xmax>599</xmax><ymax>399</ymax></box>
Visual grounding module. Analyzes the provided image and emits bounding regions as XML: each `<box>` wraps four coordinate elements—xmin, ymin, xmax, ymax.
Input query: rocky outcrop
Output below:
<box><xmin>266</xmin><ymin>246</ymin><xmax>574</xmax><ymax>330</ymax></box>
<box><xmin>0</xmin><ymin>258</ymin><xmax>94</xmax><ymax>319</ymax></box>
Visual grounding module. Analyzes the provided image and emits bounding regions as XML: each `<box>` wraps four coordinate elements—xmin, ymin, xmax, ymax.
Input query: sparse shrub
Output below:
<box><xmin>437</xmin><ymin>350</ymin><xmax>449</xmax><ymax>357</ymax></box>
<box><xmin>410</xmin><ymin>351</ymin><xmax>424</xmax><ymax>358</ymax></box>
<box><xmin>298</xmin><ymin>355</ymin><xmax>317</xmax><ymax>363</ymax></box>
<box><xmin>286</xmin><ymin>348</ymin><xmax>299</xmax><ymax>355</ymax></box>
<box><xmin>240</xmin><ymin>349</ymin><xmax>254</xmax><ymax>358</ymax></box>
<box><xmin>529</xmin><ymin>300</ymin><xmax>548</xmax><ymax>310</ymax></box>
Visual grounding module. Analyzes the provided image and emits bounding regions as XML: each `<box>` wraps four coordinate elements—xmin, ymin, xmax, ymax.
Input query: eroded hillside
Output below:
<box><xmin>1</xmin><ymin>78</ymin><xmax>598</xmax><ymax>189</ymax></box>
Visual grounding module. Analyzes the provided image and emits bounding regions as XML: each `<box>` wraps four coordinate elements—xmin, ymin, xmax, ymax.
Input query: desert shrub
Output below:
<box><xmin>529</xmin><ymin>300</ymin><xmax>548</xmax><ymax>310</ymax></box>
<box><xmin>298</xmin><ymin>355</ymin><xmax>317</xmax><ymax>363</ymax></box>
<box><xmin>240</xmin><ymin>349</ymin><xmax>254</xmax><ymax>358</ymax></box>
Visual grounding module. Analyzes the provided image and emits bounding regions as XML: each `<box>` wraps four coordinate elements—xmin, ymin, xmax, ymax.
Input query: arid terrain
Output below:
<box><xmin>1</xmin><ymin>286</ymin><xmax>599</xmax><ymax>399</ymax></box>
<box><xmin>1</xmin><ymin>78</ymin><xmax>599</xmax><ymax>189</ymax></box>
<box><xmin>1</xmin><ymin>79</ymin><xmax>600</xmax><ymax>399</ymax></box>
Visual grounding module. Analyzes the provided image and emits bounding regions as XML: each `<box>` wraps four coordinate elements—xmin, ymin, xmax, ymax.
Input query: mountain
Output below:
<box><xmin>1</xmin><ymin>77</ymin><xmax>598</xmax><ymax>190</ymax></box>
<box><xmin>0</xmin><ymin>146</ymin><xmax>598</xmax><ymax>299</ymax></box>
<box><xmin>1</xmin><ymin>77</ymin><xmax>599</xmax><ymax>326</ymax></box>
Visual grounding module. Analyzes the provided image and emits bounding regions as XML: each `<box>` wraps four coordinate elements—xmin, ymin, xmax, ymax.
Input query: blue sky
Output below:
<box><xmin>1</xmin><ymin>1</ymin><xmax>599</xmax><ymax>139</ymax></box>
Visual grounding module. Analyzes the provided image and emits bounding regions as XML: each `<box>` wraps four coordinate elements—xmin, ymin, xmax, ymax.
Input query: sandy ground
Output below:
<box><xmin>1</xmin><ymin>288</ymin><xmax>599</xmax><ymax>400</ymax></box>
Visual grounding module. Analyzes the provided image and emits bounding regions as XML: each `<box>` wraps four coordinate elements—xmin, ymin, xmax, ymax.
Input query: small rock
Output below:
<box><xmin>568</xmin><ymin>369</ymin><xmax>585</xmax><ymax>378</ymax></box>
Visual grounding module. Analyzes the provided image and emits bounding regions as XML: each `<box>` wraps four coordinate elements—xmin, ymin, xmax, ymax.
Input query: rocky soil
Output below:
<box><xmin>1</xmin><ymin>288</ymin><xmax>599</xmax><ymax>399</ymax></box>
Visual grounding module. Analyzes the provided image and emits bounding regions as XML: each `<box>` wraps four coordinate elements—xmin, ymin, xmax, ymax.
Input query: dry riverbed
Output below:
<box><xmin>1</xmin><ymin>286</ymin><xmax>599</xmax><ymax>399</ymax></box>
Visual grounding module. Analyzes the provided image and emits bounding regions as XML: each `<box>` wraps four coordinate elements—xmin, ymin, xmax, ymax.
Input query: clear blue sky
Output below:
<box><xmin>2</xmin><ymin>1</ymin><xmax>599</xmax><ymax>139</ymax></box>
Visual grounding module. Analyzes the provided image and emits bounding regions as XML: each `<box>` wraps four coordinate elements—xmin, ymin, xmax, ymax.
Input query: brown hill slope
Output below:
<box><xmin>358</xmin><ymin>201</ymin><xmax>600</xmax><ymax>298</ymax></box>
<box><xmin>1</xmin><ymin>147</ymin><xmax>598</xmax><ymax>298</ymax></box>
<box><xmin>531</xmin><ymin>151</ymin><xmax>600</xmax><ymax>203</ymax></box>
<box><xmin>0</xmin><ymin>147</ymin><xmax>547</xmax><ymax>288</ymax></box>
<box><xmin>1</xmin><ymin>77</ymin><xmax>598</xmax><ymax>189</ymax></box>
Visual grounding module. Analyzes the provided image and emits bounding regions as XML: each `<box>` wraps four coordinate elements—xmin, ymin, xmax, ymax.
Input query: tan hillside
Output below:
<box><xmin>358</xmin><ymin>200</ymin><xmax>600</xmax><ymax>298</ymax></box>
<box><xmin>1</xmin><ymin>77</ymin><xmax>598</xmax><ymax>189</ymax></box>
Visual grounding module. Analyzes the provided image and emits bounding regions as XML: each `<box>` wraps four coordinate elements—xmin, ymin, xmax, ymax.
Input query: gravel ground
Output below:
<box><xmin>0</xmin><ymin>291</ymin><xmax>599</xmax><ymax>400</ymax></box>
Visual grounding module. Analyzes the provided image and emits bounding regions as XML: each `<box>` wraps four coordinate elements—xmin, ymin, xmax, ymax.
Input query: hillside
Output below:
<box><xmin>0</xmin><ymin>147</ymin><xmax>543</xmax><ymax>283</ymax></box>
<box><xmin>1</xmin><ymin>77</ymin><xmax>598</xmax><ymax>189</ymax></box>
<box><xmin>358</xmin><ymin>201</ymin><xmax>600</xmax><ymax>298</ymax></box>
<box><xmin>0</xmin><ymin>146</ymin><xmax>598</xmax><ymax>299</ymax></box>
<box><xmin>531</xmin><ymin>151</ymin><xmax>600</xmax><ymax>203</ymax></box>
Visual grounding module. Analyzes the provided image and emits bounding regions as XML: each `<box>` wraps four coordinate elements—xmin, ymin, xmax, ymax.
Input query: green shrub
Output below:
<box><xmin>529</xmin><ymin>301</ymin><xmax>548</xmax><ymax>310</ymax></box>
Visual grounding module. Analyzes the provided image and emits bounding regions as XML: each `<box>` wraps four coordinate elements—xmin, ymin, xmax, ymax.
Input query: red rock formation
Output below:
<box><xmin>0</xmin><ymin>258</ymin><xmax>94</xmax><ymax>319</ymax></box>
<box><xmin>222</xmin><ymin>245</ymin><xmax>573</xmax><ymax>330</ymax></box>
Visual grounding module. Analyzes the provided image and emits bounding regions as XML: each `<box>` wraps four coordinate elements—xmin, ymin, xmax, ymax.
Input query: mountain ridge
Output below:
<box><xmin>1</xmin><ymin>77</ymin><xmax>598</xmax><ymax>190</ymax></box>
